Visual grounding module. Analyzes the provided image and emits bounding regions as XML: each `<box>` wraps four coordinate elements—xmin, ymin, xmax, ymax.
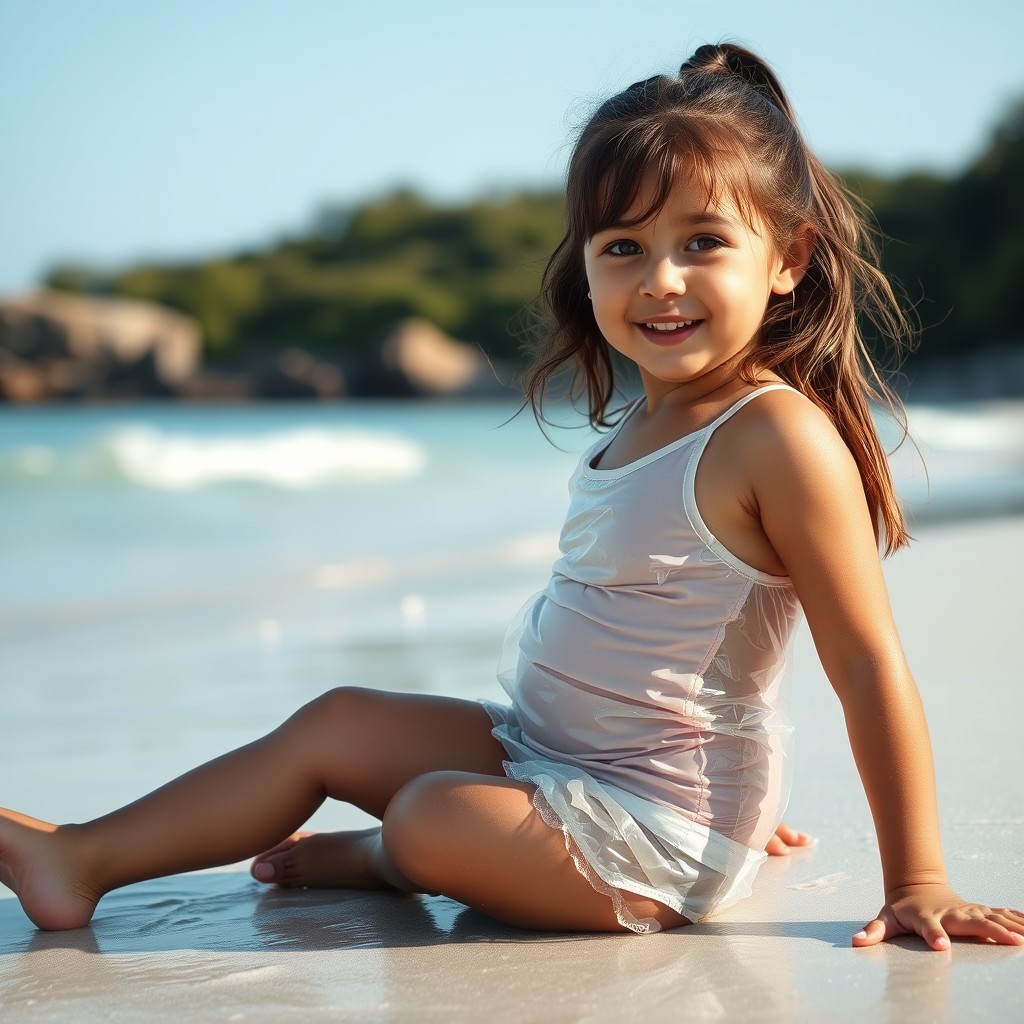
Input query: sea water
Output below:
<box><xmin>1</xmin><ymin>399</ymin><xmax>1023</xmax><ymax>828</ymax></box>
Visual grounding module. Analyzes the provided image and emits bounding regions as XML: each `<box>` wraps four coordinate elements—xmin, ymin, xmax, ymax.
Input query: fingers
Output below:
<box><xmin>765</xmin><ymin>822</ymin><xmax>814</xmax><ymax>856</ymax></box>
<box><xmin>853</xmin><ymin>905</ymin><xmax>929</xmax><ymax>949</ymax></box>
<box><xmin>853</xmin><ymin>901</ymin><xmax>1024</xmax><ymax>950</ymax></box>
<box><xmin>942</xmin><ymin>909</ymin><xmax>1024</xmax><ymax>946</ymax></box>
<box><xmin>989</xmin><ymin>907</ymin><xmax>1024</xmax><ymax>937</ymax></box>
<box><xmin>854</xmin><ymin>914</ymin><xmax>951</xmax><ymax>952</ymax></box>
<box><xmin>775</xmin><ymin>822</ymin><xmax>813</xmax><ymax>846</ymax></box>
<box><xmin>852</xmin><ymin>914</ymin><xmax>892</xmax><ymax>947</ymax></box>
<box><xmin>921</xmin><ymin>919</ymin><xmax>951</xmax><ymax>951</ymax></box>
<box><xmin>994</xmin><ymin>908</ymin><xmax>1024</xmax><ymax>943</ymax></box>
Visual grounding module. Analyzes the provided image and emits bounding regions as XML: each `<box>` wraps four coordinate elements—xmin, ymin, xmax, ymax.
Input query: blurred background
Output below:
<box><xmin>2</xmin><ymin>0</ymin><xmax>1023</xmax><ymax>401</ymax></box>
<box><xmin>1</xmin><ymin>0</ymin><xmax>1023</xmax><ymax>831</ymax></box>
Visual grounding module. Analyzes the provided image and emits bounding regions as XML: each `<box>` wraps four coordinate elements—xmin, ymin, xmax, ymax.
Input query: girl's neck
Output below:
<box><xmin>637</xmin><ymin>358</ymin><xmax>781</xmax><ymax>418</ymax></box>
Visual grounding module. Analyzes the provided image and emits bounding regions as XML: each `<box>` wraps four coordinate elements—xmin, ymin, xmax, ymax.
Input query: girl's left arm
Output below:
<box><xmin>748</xmin><ymin>395</ymin><xmax>1024</xmax><ymax>951</ymax></box>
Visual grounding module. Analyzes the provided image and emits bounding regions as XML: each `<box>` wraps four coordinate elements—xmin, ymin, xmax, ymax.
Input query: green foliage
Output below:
<box><xmin>842</xmin><ymin>97</ymin><xmax>1024</xmax><ymax>356</ymax></box>
<box><xmin>42</xmin><ymin>99</ymin><xmax>1024</xmax><ymax>367</ymax></box>
<box><xmin>44</xmin><ymin>189</ymin><xmax>564</xmax><ymax>362</ymax></box>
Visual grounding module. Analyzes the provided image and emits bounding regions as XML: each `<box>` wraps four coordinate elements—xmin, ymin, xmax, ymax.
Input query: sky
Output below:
<box><xmin>1</xmin><ymin>0</ymin><xmax>1022</xmax><ymax>293</ymax></box>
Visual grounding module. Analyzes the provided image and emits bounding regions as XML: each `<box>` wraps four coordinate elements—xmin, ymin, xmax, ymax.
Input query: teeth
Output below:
<box><xmin>645</xmin><ymin>320</ymin><xmax>696</xmax><ymax>331</ymax></box>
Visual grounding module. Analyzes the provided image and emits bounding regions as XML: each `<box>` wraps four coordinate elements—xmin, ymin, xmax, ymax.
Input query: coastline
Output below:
<box><xmin>2</xmin><ymin>514</ymin><xmax>1022</xmax><ymax>1021</ymax></box>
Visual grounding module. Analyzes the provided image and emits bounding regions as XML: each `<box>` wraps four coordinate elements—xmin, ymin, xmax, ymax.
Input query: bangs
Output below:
<box><xmin>570</xmin><ymin>117</ymin><xmax>765</xmax><ymax>241</ymax></box>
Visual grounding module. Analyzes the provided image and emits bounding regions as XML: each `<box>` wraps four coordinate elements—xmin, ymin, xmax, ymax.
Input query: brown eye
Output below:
<box><xmin>606</xmin><ymin>240</ymin><xmax>642</xmax><ymax>256</ymax></box>
<box><xmin>686</xmin><ymin>236</ymin><xmax>723</xmax><ymax>252</ymax></box>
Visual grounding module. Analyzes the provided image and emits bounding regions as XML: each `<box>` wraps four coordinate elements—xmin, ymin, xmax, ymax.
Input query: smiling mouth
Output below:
<box><xmin>642</xmin><ymin>319</ymin><xmax>699</xmax><ymax>331</ymax></box>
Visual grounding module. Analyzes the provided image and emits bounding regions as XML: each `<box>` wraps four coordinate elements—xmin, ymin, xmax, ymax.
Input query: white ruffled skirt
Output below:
<box><xmin>480</xmin><ymin>699</ymin><xmax>767</xmax><ymax>933</ymax></box>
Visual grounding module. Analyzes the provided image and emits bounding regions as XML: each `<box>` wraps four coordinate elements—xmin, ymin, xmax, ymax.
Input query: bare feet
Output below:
<box><xmin>0</xmin><ymin>809</ymin><xmax>102</xmax><ymax>930</ymax></box>
<box><xmin>250</xmin><ymin>829</ymin><xmax>393</xmax><ymax>890</ymax></box>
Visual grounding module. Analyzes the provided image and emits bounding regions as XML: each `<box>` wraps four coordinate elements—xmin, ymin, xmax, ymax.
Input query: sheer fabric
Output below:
<box><xmin>485</xmin><ymin>386</ymin><xmax>803</xmax><ymax>931</ymax></box>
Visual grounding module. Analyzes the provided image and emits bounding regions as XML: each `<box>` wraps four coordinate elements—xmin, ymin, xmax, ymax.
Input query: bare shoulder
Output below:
<box><xmin>735</xmin><ymin>387</ymin><xmax>853</xmax><ymax>471</ymax></box>
<box><xmin>708</xmin><ymin>387</ymin><xmax>860</xmax><ymax>501</ymax></box>
<box><xmin>736</xmin><ymin>388</ymin><xmax>884</xmax><ymax>590</ymax></box>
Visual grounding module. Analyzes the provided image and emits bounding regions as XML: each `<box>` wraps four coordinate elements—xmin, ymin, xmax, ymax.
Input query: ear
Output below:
<box><xmin>770</xmin><ymin>224</ymin><xmax>814</xmax><ymax>296</ymax></box>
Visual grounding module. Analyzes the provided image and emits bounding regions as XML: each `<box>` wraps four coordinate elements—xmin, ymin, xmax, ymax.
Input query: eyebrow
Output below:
<box><xmin>595</xmin><ymin>212</ymin><xmax>740</xmax><ymax>233</ymax></box>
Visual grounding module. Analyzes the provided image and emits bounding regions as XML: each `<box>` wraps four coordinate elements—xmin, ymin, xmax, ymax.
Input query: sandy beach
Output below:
<box><xmin>1</xmin><ymin>513</ymin><xmax>1022</xmax><ymax>1022</ymax></box>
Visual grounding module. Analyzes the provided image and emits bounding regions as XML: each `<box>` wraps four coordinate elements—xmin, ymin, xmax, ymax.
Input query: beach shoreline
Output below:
<box><xmin>2</xmin><ymin>514</ymin><xmax>1022</xmax><ymax>1021</ymax></box>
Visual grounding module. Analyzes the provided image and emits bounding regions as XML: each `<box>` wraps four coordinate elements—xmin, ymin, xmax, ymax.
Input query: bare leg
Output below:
<box><xmin>256</xmin><ymin>773</ymin><xmax>690</xmax><ymax>932</ymax></box>
<box><xmin>0</xmin><ymin>688</ymin><xmax>506</xmax><ymax>930</ymax></box>
<box><xmin>0</xmin><ymin>687</ymin><xmax>687</xmax><ymax>933</ymax></box>
<box><xmin>381</xmin><ymin>771</ymin><xmax>689</xmax><ymax>932</ymax></box>
<box><xmin>262</xmin><ymin>815</ymin><xmax>815</xmax><ymax>890</ymax></box>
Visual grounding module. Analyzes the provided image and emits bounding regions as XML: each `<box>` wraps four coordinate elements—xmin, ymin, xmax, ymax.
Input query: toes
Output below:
<box><xmin>251</xmin><ymin>852</ymin><xmax>299</xmax><ymax>886</ymax></box>
<box><xmin>251</xmin><ymin>831</ymin><xmax>318</xmax><ymax>884</ymax></box>
<box><xmin>252</xmin><ymin>831</ymin><xmax>313</xmax><ymax>863</ymax></box>
<box><xmin>252</xmin><ymin>860</ymin><xmax>276</xmax><ymax>883</ymax></box>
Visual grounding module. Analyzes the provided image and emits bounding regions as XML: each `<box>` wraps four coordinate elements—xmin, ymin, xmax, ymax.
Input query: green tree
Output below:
<box><xmin>43</xmin><ymin>98</ymin><xmax>1023</xmax><ymax>374</ymax></box>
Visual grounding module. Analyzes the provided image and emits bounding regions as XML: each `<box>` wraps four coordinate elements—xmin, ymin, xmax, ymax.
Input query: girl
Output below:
<box><xmin>1</xmin><ymin>43</ymin><xmax>1021</xmax><ymax>950</ymax></box>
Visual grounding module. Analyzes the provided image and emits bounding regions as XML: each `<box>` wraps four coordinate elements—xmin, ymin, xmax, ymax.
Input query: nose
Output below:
<box><xmin>640</xmin><ymin>256</ymin><xmax>685</xmax><ymax>298</ymax></box>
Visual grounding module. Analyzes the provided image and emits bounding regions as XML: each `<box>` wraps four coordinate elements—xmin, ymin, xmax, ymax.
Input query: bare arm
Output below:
<box><xmin>746</xmin><ymin>394</ymin><xmax>1024</xmax><ymax>950</ymax></box>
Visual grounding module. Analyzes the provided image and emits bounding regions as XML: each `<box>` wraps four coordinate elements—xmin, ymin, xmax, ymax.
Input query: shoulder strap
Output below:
<box><xmin>704</xmin><ymin>383</ymin><xmax>800</xmax><ymax>434</ymax></box>
<box><xmin>683</xmin><ymin>384</ymin><xmax>802</xmax><ymax>585</ymax></box>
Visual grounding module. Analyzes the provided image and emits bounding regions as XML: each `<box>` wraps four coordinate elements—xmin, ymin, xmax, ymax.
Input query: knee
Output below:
<box><xmin>287</xmin><ymin>686</ymin><xmax>381</xmax><ymax>738</ymax></box>
<box><xmin>381</xmin><ymin>772</ymin><xmax>465</xmax><ymax>893</ymax></box>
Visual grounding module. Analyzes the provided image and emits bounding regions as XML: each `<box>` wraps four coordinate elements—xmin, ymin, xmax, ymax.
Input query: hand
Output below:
<box><xmin>764</xmin><ymin>821</ymin><xmax>814</xmax><ymax>856</ymax></box>
<box><xmin>853</xmin><ymin>883</ymin><xmax>1024</xmax><ymax>951</ymax></box>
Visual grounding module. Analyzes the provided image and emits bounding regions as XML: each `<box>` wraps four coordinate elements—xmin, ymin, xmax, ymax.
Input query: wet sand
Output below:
<box><xmin>2</xmin><ymin>517</ymin><xmax>1022</xmax><ymax>1021</ymax></box>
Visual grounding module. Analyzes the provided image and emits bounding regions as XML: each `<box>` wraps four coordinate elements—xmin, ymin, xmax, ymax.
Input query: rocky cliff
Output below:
<box><xmin>0</xmin><ymin>290</ymin><xmax>201</xmax><ymax>401</ymax></box>
<box><xmin>0</xmin><ymin>293</ymin><xmax>513</xmax><ymax>402</ymax></box>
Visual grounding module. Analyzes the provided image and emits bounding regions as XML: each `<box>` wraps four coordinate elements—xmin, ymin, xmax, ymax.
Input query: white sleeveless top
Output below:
<box><xmin>482</xmin><ymin>385</ymin><xmax>804</xmax><ymax>931</ymax></box>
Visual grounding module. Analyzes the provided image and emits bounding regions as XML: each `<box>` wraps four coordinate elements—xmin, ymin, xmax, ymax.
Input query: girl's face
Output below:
<box><xmin>583</xmin><ymin>171</ymin><xmax>800</xmax><ymax>404</ymax></box>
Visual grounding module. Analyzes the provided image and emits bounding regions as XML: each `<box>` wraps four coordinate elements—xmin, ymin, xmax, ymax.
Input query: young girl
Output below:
<box><xmin>1</xmin><ymin>43</ymin><xmax>1021</xmax><ymax>950</ymax></box>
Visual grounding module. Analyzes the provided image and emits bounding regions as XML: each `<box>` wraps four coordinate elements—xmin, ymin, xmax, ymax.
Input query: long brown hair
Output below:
<box><xmin>522</xmin><ymin>43</ymin><xmax>915</xmax><ymax>553</ymax></box>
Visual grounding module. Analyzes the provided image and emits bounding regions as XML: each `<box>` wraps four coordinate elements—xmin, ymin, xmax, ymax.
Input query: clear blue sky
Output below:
<box><xmin>1</xmin><ymin>0</ymin><xmax>1021</xmax><ymax>293</ymax></box>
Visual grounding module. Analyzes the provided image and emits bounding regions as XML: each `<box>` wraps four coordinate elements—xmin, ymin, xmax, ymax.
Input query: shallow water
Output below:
<box><xmin>2</xmin><ymin>398</ymin><xmax>1023</xmax><ymax>827</ymax></box>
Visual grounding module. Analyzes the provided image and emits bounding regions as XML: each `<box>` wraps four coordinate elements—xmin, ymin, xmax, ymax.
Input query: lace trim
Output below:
<box><xmin>531</xmin><ymin>786</ymin><xmax>659</xmax><ymax>934</ymax></box>
<box><xmin>489</xmin><ymin>758</ymin><xmax>661</xmax><ymax>935</ymax></box>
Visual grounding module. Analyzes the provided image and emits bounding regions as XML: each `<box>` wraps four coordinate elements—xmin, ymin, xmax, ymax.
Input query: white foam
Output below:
<box><xmin>16</xmin><ymin>445</ymin><xmax>56</xmax><ymax>476</ymax></box>
<box><xmin>494</xmin><ymin>531</ymin><xmax>561</xmax><ymax>565</ymax></box>
<box><xmin>311</xmin><ymin>532</ymin><xmax>560</xmax><ymax>593</ymax></box>
<box><xmin>908</xmin><ymin>404</ymin><xmax>1024</xmax><ymax>452</ymax></box>
<box><xmin>313</xmin><ymin>558</ymin><xmax>396</xmax><ymax>590</ymax></box>
<box><xmin>105</xmin><ymin>426</ymin><xmax>426</xmax><ymax>490</ymax></box>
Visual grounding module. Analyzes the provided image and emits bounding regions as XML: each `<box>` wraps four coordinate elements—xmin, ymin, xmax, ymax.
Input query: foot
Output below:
<box><xmin>249</xmin><ymin>829</ymin><xmax>392</xmax><ymax>890</ymax></box>
<box><xmin>0</xmin><ymin>809</ymin><xmax>103</xmax><ymax>930</ymax></box>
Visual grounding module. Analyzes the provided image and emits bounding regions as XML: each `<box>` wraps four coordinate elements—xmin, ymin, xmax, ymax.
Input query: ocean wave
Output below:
<box><xmin>907</xmin><ymin>403</ymin><xmax>1024</xmax><ymax>452</ymax></box>
<box><xmin>312</xmin><ymin>531</ymin><xmax>561</xmax><ymax>590</ymax></box>
<box><xmin>105</xmin><ymin>426</ymin><xmax>427</xmax><ymax>489</ymax></box>
<box><xmin>12</xmin><ymin>445</ymin><xmax>57</xmax><ymax>477</ymax></box>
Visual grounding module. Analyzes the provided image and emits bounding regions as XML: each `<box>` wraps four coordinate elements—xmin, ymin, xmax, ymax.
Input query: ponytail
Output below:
<box><xmin>680</xmin><ymin>43</ymin><xmax>795</xmax><ymax>121</ymax></box>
